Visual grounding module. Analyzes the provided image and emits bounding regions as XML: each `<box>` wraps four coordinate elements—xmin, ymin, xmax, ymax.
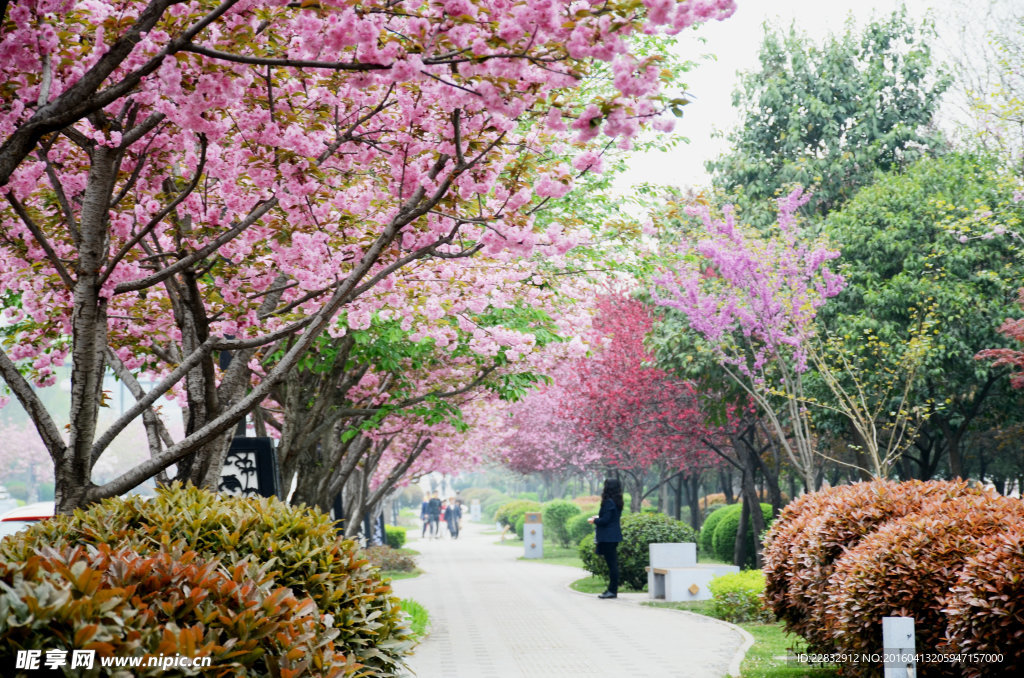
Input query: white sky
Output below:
<box><xmin>615</xmin><ymin>0</ymin><xmax>969</xmax><ymax>191</ymax></box>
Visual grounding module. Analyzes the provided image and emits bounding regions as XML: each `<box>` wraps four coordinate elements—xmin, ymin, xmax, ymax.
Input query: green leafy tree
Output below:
<box><xmin>821</xmin><ymin>153</ymin><xmax>1024</xmax><ymax>479</ymax></box>
<box><xmin>708</xmin><ymin>11</ymin><xmax>950</xmax><ymax>224</ymax></box>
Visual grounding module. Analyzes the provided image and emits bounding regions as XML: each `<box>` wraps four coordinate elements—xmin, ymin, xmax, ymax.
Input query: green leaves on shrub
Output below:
<box><xmin>708</xmin><ymin>570</ymin><xmax>774</xmax><ymax>624</ymax></box>
<box><xmin>541</xmin><ymin>500</ymin><xmax>582</xmax><ymax>547</ymax></box>
<box><xmin>0</xmin><ymin>545</ymin><xmax>357</xmax><ymax>677</ymax></box>
<box><xmin>384</xmin><ymin>525</ymin><xmax>407</xmax><ymax>550</ymax></box>
<box><xmin>0</xmin><ymin>484</ymin><xmax>413</xmax><ymax>676</ymax></box>
<box><xmin>565</xmin><ymin>511</ymin><xmax>596</xmax><ymax>545</ymax></box>
<box><xmin>709</xmin><ymin>502</ymin><xmax>773</xmax><ymax>567</ymax></box>
<box><xmin>493</xmin><ymin>500</ymin><xmax>540</xmax><ymax>529</ymax></box>
<box><xmin>698</xmin><ymin>504</ymin><xmax>730</xmax><ymax>557</ymax></box>
<box><xmin>579</xmin><ymin>512</ymin><xmax>698</xmax><ymax>590</ymax></box>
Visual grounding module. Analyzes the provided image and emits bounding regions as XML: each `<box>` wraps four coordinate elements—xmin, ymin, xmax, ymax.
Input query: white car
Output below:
<box><xmin>0</xmin><ymin>501</ymin><xmax>55</xmax><ymax>538</ymax></box>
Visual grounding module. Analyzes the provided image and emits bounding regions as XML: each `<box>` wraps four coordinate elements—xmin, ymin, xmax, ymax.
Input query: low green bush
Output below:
<box><xmin>493</xmin><ymin>499</ymin><xmax>541</xmax><ymax>529</ymax></box>
<box><xmin>481</xmin><ymin>492</ymin><xmax>513</xmax><ymax>522</ymax></box>
<box><xmin>385</xmin><ymin>524</ymin><xmax>408</xmax><ymax>549</ymax></box>
<box><xmin>542</xmin><ymin>500</ymin><xmax>582</xmax><ymax>547</ymax></box>
<box><xmin>708</xmin><ymin>570</ymin><xmax>773</xmax><ymax>623</ymax></box>
<box><xmin>710</xmin><ymin>502</ymin><xmax>773</xmax><ymax>567</ymax></box>
<box><xmin>579</xmin><ymin>511</ymin><xmax>698</xmax><ymax>590</ymax></box>
<box><xmin>0</xmin><ymin>483</ymin><xmax>413</xmax><ymax>675</ymax></box>
<box><xmin>0</xmin><ymin>545</ymin><xmax>355</xmax><ymax>676</ymax></box>
<box><xmin>698</xmin><ymin>503</ymin><xmax>731</xmax><ymax>557</ymax></box>
<box><xmin>566</xmin><ymin>511</ymin><xmax>596</xmax><ymax>545</ymax></box>
<box><xmin>515</xmin><ymin>514</ymin><xmax>526</xmax><ymax>540</ymax></box>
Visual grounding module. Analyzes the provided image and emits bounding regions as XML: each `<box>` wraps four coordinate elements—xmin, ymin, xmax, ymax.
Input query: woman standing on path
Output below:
<box><xmin>589</xmin><ymin>477</ymin><xmax>624</xmax><ymax>599</ymax></box>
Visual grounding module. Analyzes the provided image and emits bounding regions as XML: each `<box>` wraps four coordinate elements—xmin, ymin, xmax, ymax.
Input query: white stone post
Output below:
<box><xmin>882</xmin><ymin>616</ymin><xmax>916</xmax><ymax>678</ymax></box>
<box><xmin>470</xmin><ymin>499</ymin><xmax>481</xmax><ymax>521</ymax></box>
<box><xmin>524</xmin><ymin>512</ymin><xmax>543</xmax><ymax>558</ymax></box>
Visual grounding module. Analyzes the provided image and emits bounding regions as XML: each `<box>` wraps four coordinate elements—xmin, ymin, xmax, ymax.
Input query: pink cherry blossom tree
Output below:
<box><xmin>0</xmin><ymin>0</ymin><xmax>736</xmax><ymax>511</ymax></box>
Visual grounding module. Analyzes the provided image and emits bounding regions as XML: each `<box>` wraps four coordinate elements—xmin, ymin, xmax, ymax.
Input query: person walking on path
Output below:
<box><xmin>427</xmin><ymin>492</ymin><xmax>442</xmax><ymax>538</ymax></box>
<box><xmin>420</xmin><ymin>495</ymin><xmax>431</xmax><ymax>538</ymax></box>
<box><xmin>589</xmin><ymin>477</ymin><xmax>623</xmax><ymax>599</ymax></box>
<box><xmin>444</xmin><ymin>498</ymin><xmax>461</xmax><ymax>539</ymax></box>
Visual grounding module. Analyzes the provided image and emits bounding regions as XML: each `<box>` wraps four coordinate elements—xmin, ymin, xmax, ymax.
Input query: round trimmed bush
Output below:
<box><xmin>0</xmin><ymin>484</ymin><xmax>413</xmax><ymax>675</ymax></box>
<box><xmin>514</xmin><ymin>514</ymin><xmax>526</xmax><ymax>540</ymax></box>
<box><xmin>699</xmin><ymin>503</ymin><xmax>732</xmax><ymax>557</ymax></box>
<box><xmin>945</xmin><ymin>530</ymin><xmax>1024</xmax><ymax>677</ymax></box>
<box><xmin>481</xmin><ymin>492</ymin><xmax>514</xmax><ymax>522</ymax></box>
<box><xmin>710</xmin><ymin>502</ymin><xmax>773</xmax><ymax>567</ymax></box>
<box><xmin>580</xmin><ymin>512</ymin><xmax>699</xmax><ymax>590</ymax></box>
<box><xmin>494</xmin><ymin>499</ymin><xmax>541</xmax><ymax>529</ymax></box>
<box><xmin>824</xmin><ymin>492</ymin><xmax>1024</xmax><ymax>676</ymax></box>
<box><xmin>385</xmin><ymin>524</ymin><xmax>408</xmax><ymax>549</ymax></box>
<box><xmin>762</xmin><ymin>479</ymin><xmax>980</xmax><ymax>650</ymax></box>
<box><xmin>542</xmin><ymin>500</ymin><xmax>582</xmax><ymax>547</ymax></box>
<box><xmin>708</xmin><ymin>570</ymin><xmax>774</xmax><ymax>624</ymax></box>
<box><xmin>566</xmin><ymin>511</ymin><xmax>596</xmax><ymax>545</ymax></box>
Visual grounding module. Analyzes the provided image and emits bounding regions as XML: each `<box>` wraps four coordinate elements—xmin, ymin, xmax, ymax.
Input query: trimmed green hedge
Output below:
<box><xmin>708</xmin><ymin>570</ymin><xmax>773</xmax><ymax>623</ymax></box>
<box><xmin>710</xmin><ymin>502</ymin><xmax>773</xmax><ymax>567</ymax></box>
<box><xmin>494</xmin><ymin>499</ymin><xmax>541</xmax><ymax>529</ymax></box>
<box><xmin>566</xmin><ymin>511</ymin><xmax>596</xmax><ymax>545</ymax></box>
<box><xmin>542</xmin><ymin>500</ymin><xmax>582</xmax><ymax>547</ymax></box>
<box><xmin>385</xmin><ymin>524</ymin><xmax>408</xmax><ymax>549</ymax></box>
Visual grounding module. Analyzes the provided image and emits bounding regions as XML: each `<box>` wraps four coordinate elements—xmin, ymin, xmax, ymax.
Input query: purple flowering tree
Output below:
<box><xmin>653</xmin><ymin>189</ymin><xmax>845</xmax><ymax>490</ymax></box>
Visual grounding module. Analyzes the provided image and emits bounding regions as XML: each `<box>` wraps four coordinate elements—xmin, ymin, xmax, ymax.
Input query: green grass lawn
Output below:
<box><xmin>644</xmin><ymin>600</ymin><xmax>839</xmax><ymax>678</ymax></box>
<box><xmin>399</xmin><ymin>598</ymin><xmax>429</xmax><ymax>639</ymax></box>
<box><xmin>381</xmin><ymin>569</ymin><xmax>423</xmax><ymax>581</ymax></box>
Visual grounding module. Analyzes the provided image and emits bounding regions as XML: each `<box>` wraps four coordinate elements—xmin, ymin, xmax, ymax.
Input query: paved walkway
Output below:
<box><xmin>391</xmin><ymin>520</ymin><xmax>749</xmax><ymax>678</ymax></box>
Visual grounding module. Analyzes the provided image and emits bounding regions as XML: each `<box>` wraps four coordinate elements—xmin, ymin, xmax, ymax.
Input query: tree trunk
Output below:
<box><xmin>718</xmin><ymin>467</ymin><xmax>734</xmax><ymax>504</ymax></box>
<box><xmin>683</xmin><ymin>473</ymin><xmax>701</xmax><ymax>530</ymax></box>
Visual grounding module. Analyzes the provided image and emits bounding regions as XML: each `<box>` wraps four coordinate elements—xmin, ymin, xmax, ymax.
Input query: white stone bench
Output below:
<box><xmin>645</xmin><ymin>542</ymin><xmax>739</xmax><ymax>602</ymax></box>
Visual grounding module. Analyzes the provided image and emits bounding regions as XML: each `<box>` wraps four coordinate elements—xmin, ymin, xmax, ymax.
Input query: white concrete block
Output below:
<box><xmin>649</xmin><ymin>542</ymin><xmax>697</xmax><ymax>568</ymax></box>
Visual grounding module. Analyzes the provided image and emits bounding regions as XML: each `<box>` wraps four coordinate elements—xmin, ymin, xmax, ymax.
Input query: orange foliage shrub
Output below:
<box><xmin>944</xmin><ymin>529</ymin><xmax>1024</xmax><ymax>677</ymax></box>
<box><xmin>824</xmin><ymin>493</ymin><xmax>1024</xmax><ymax>677</ymax></box>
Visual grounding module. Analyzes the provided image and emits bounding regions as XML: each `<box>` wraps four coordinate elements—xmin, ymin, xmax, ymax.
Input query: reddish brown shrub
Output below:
<box><xmin>762</xmin><ymin>484</ymin><xmax>843</xmax><ymax>631</ymax></box>
<box><xmin>783</xmin><ymin>480</ymin><xmax>977</xmax><ymax>649</ymax></box>
<box><xmin>944</xmin><ymin>529</ymin><xmax>1024</xmax><ymax>677</ymax></box>
<box><xmin>824</xmin><ymin>493</ymin><xmax>1024</xmax><ymax>677</ymax></box>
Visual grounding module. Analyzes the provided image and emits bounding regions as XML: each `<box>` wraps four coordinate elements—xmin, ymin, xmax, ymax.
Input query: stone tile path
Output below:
<box><xmin>391</xmin><ymin>520</ymin><xmax>749</xmax><ymax>677</ymax></box>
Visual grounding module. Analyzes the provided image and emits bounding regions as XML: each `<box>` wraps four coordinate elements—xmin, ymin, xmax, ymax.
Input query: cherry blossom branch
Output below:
<box><xmin>5</xmin><ymin>191</ymin><xmax>76</xmax><ymax>289</ymax></box>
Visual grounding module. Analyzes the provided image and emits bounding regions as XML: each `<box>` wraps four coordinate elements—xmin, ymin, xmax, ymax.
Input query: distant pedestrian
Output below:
<box><xmin>589</xmin><ymin>477</ymin><xmax>623</xmax><ymax>599</ymax></box>
<box><xmin>444</xmin><ymin>498</ymin><xmax>461</xmax><ymax>539</ymax></box>
<box><xmin>420</xmin><ymin>495</ymin><xmax>431</xmax><ymax>538</ymax></box>
<box><xmin>428</xmin><ymin>492</ymin><xmax>442</xmax><ymax>538</ymax></box>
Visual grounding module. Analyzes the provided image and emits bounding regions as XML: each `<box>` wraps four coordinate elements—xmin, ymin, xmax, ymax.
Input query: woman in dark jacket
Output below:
<box><xmin>589</xmin><ymin>477</ymin><xmax>624</xmax><ymax>599</ymax></box>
